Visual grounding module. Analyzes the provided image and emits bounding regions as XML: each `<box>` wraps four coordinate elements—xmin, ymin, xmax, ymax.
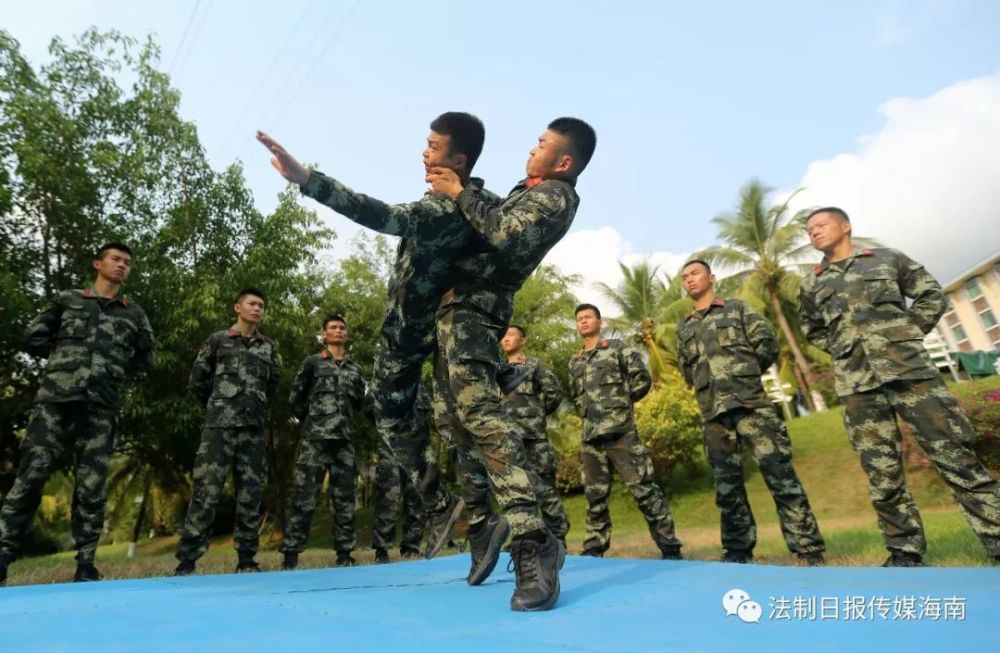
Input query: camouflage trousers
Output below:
<box><xmin>0</xmin><ymin>401</ymin><xmax>115</xmax><ymax>563</ymax></box>
<box><xmin>842</xmin><ymin>377</ymin><xmax>1000</xmax><ymax>556</ymax></box>
<box><xmin>524</xmin><ymin>439</ymin><xmax>570</xmax><ymax>540</ymax></box>
<box><xmin>372</xmin><ymin>445</ymin><xmax>425</xmax><ymax>553</ymax></box>
<box><xmin>282</xmin><ymin>438</ymin><xmax>357</xmax><ymax>554</ymax></box>
<box><xmin>703</xmin><ymin>407</ymin><xmax>825</xmax><ymax>555</ymax></box>
<box><xmin>432</xmin><ymin>305</ymin><xmax>543</xmax><ymax>537</ymax></box>
<box><xmin>176</xmin><ymin>426</ymin><xmax>265</xmax><ymax>562</ymax></box>
<box><xmin>581</xmin><ymin>429</ymin><xmax>681</xmax><ymax>555</ymax></box>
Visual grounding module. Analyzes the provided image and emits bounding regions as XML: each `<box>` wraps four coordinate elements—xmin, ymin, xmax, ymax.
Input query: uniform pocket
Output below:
<box><xmin>863</xmin><ymin>270</ymin><xmax>903</xmax><ymax>305</ymax></box>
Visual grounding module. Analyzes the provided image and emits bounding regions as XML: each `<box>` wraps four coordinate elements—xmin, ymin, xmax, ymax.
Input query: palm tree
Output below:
<box><xmin>694</xmin><ymin>180</ymin><xmax>821</xmax><ymax>411</ymax></box>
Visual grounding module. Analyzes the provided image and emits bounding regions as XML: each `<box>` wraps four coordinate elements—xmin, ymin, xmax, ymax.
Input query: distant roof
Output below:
<box><xmin>943</xmin><ymin>249</ymin><xmax>1000</xmax><ymax>293</ymax></box>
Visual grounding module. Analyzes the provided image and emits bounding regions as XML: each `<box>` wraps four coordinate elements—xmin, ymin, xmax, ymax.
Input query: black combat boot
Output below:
<box><xmin>466</xmin><ymin>513</ymin><xmax>510</xmax><ymax>586</ymax></box>
<box><xmin>281</xmin><ymin>552</ymin><xmax>299</xmax><ymax>570</ymax></box>
<box><xmin>0</xmin><ymin>555</ymin><xmax>10</xmax><ymax>587</ymax></box>
<box><xmin>374</xmin><ymin>548</ymin><xmax>390</xmax><ymax>564</ymax></box>
<box><xmin>580</xmin><ymin>548</ymin><xmax>604</xmax><ymax>558</ymax></box>
<box><xmin>721</xmin><ymin>549</ymin><xmax>754</xmax><ymax>564</ymax></box>
<box><xmin>173</xmin><ymin>559</ymin><xmax>196</xmax><ymax>576</ymax></box>
<box><xmin>235</xmin><ymin>552</ymin><xmax>261</xmax><ymax>573</ymax></box>
<box><xmin>423</xmin><ymin>495</ymin><xmax>465</xmax><ymax>559</ymax></box>
<box><xmin>73</xmin><ymin>562</ymin><xmax>103</xmax><ymax>582</ymax></box>
<box><xmin>661</xmin><ymin>546</ymin><xmax>684</xmax><ymax>561</ymax></box>
<box><xmin>509</xmin><ymin>529</ymin><xmax>563</xmax><ymax>612</ymax></box>
<box><xmin>335</xmin><ymin>551</ymin><xmax>356</xmax><ymax>567</ymax></box>
<box><xmin>797</xmin><ymin>552</ymin><xmax>825</xmax><ymax>567</ymax></box>
<box><xmin>882</xmin><ymin>551</ymin><xmax>924</xmax><ymax>567</ymax></box>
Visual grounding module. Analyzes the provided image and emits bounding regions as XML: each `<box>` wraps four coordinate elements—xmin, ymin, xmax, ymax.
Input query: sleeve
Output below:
<box><xmin>267</xmin><ymin>342</ymin><xmax>281</xmax><ymax>401</ymax></box>
<box><xmin>742</xmin><ymin>303</ymin><xmax>779</xmax><ymax>371</ymax></box>
<box><xmin>455</xmin><ymin>181</ymin><xmax>570</xmax><ymax>253</ymax></box>
<box><xmin>676</xmin><ymin>322</ymin><xmax>694</xmax><ymax>388</ymax></box>
<box><xmin>288</xmin><ymin>357</ymin><xmax>314</xmax><ymax>421</ymax></box>
<box><xmin>895</xmin><ymin>251</ymin><xmax>947</xmax><ymax>334</ymax></box>
<box><xmin>798</xmin><ymin>284</ymin><xmax>830</xmax><ymax>352</ymax></box>
<box><xmin>350</xmin><ymin>366</ymin><xmax>367</xmax><ymax>414</ymax></box>
<box><xmin>23</xmin><ymin>294</ymin><xmax>65</xmax><ymax>358</ymax></box>
<box><xmin>131</xmin><ymin>307</ymin><xmax>156</xmax><ymax>376</ymax></box>
<box><xmin>567</xmin><ymin>358</ymin><xmax>585</xmax><ymax>415</ymax></box>
<box><xmin>538</xmin><ymin>364</ymin><xmax>563</xmax><ymax>415</ymax></box>
<box><xmin>300</xmin><ymin>170</ymin><xmax>461</xmax><ymax>239</ymax></box>
<box><xmin>189</xmin><ymin>335</ymin><xmax>217</xmax><ymax>405</ymax></box>
<box><xmin>622</xmin><ymin>345</ymin><xmax>653</xmax><ymax>403</ymax></box>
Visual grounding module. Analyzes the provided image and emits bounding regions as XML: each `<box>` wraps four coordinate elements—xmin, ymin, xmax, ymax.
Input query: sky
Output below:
<box><xmin>4</xmin><ymin>0</ymin><xmax>999</xmax><ymax>309</ymax></box>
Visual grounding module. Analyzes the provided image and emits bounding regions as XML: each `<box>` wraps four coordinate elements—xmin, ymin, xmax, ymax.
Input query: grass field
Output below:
<box><xmin>5</xmin><ymin>376</ymin><xmax>1000</xmax><ymax>586</ymax></box>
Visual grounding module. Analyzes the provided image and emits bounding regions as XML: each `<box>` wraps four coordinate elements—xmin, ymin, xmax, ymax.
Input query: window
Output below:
<box><xmin>982</xmin><ymin>308</ymin><xmax>999</xmax><ymax>330</ymax></box>
<box><xmin>951</xmin><ymin>324</ymin><xmax>968</xmax><ymax>342</ymax></box>
<box><xmin>965</xmin><ymin>277</ymin><xmax>984</xmax><ymax>300</ymax></box>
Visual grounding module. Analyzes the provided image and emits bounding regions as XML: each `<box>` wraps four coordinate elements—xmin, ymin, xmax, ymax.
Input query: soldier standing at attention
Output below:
<box><xmin>0</xmin><ymin>243</ymin><xmax>155</xmax><ymax>586</ymax></box>
<box><xmin>677</xmin><ymin>260</ymin><xmax>825</xmax><ymax>565</ymax></box>
<box><xmin>568</xmin><ymin>303</ymin><xmax>683</xmax><ymax>560</ymax></box>
<box><xmin>173</xmin><ymin>288</ymin><xmax>280</xmax><ymax>576</ymax></box>
<box><xmin>800</xmin><ymin>207</ymin><xmax>1000</xmax><ymax>566</ymax></box>
<box><xmin>500</xmin><ymin>325</ymin><xmax>570</xmax><ymax>545</ymax></box>
<box><xmin>280</xmin><ymin>314</ymin><xmax>366</xmax><ymax>570</ymax></box>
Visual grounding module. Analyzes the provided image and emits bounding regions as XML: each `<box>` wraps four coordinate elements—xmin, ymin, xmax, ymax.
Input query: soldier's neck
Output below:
<box><xmin>92</xmin><ymin>276</ymin><xmax>122</xmax><ymax>299</ymax></box>
<box><xmin>825</xmin><ymin>239</ymin><xmax>854</xmax><ymax>263</ymax></box>
<box><xmin>235</xmin><ymin>319</ymin><xmax>257</xmax><ymax>337</ymax></box>
<box><xmin>582</xmin><ymin>334</ymin><xmax>601</xmax><ymax>351</ymax></box>
<box><xmin>507</xmin><ymin>351</ymin><xmax>526</xmax><ymax>364</ymax></box>
<box><xmin>692</xmin><ymin>290</ymin><xmax>715</xmax><ymax>311</ymax></box>
<box><xmin>326</xmin><ymin>344</ymin><xmax>347</xmax><ymax>360</ymax></box>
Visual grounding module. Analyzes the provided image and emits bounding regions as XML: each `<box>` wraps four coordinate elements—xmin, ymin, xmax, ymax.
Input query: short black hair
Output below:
<box><xmin>97</xmin><ymin>243</ymin><xmax>133</xmax><ymax>260</ymax></box>
<box><xmin>507</xmin><ymin>324</ymin><xmax>527</xmax><ymax>338</ymax></box>
<box><xmin>575</xmin><ymin>303</ymin><xmax>601</xmax><ymax>319</ymax></box>
<box><xmin>805</xmin><ymin>206</ymin><xmax>851</xmax><ymax>223</ymax></box>
<box><xmin>548</xmin><ymin>117</ymin><xmax>597</xmax><ymax>176</ymax></box>
<box><xmin>429</xmin><ymin>112</ymin><xmax>486</xmax><ymax>171</ymax></box>
<box><xmin>682</xmin><ymin>259</ymin><xmax>712</xmax><ymax>274</ymax></box>
<box><xmin>236</xmin><ymin>287</ymin><xmax>266</xmax><ymax>304</ymax></box>
<box><xmin>323</xmin><ymin>313</ymin><xmax>347</xmax><ymax>330</ymax></box>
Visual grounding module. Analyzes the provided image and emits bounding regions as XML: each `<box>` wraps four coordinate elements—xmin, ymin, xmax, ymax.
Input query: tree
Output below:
<box><xmin>511</xmin><ymin>264</ymin><xmax>582</xmax><ymax>389</ymax></box>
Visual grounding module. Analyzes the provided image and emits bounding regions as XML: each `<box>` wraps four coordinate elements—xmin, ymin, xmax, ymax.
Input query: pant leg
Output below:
<box><xmin>0</xmin><ymin>402</ymin><xmax>77</xmax><ymax>559</ymax></box>
<box><xmin>371</xmin><ymin>444</ymin><xmax>401</xmax><ymax>551</ymax></box>
<box><xmin>70</xmin><ymin>407</ymin><xmax>117</xmax><ymax>562</ymax></box>
<box><xmin>581</xmin><ymin>439</ymin><xmax>612</xmax><ymax>554</ymax></box>
<box><xmin>436</xmin><ymin>306</ymin><xmax>543</xmax><ymax>536</ymax></box>
<box><xmin>606</xmin><ymin>429</ymin><xmax>682</xmax><ymax>552</ymax></box>
<box><xmin>842</xmin><ymin>389</ymin><xmax>926</xmax><ymax>555</ymax></box>
<box><xmin>524</xmin><ymin>438</ymin><xmax>570</xmax><ymax>540</ymax></box>
<box><xmin>329</xmin><ymin>439</ymin><xmax>357</xmax><ymax>553</ymax></box>
<box><xmin>280</xmin><ymin>439</ymin><xmax>328</xmax><ymax>555</ymax></box>
<box><xmin>399</xmin><ymin>470</ymin><xmax>426</xmax><ymax>552</ymax></box>
<box><xmin>737</xmin><ymin>407</ymin><xmax>825</xmax><ymax>554</ymax></box>
<box><xmin>703</xmin><ymin>414</ymin><xmax>757</xmax><ymax>554</ymax></box>
<box><xmin>177</xmin><ymin>427</ymin><xmax>237</xmax><ymax>562</ymax></box>
<box><xmin>232</xmin><ymin>426</ymin><xmax>266</xmax><ymax>556</ymax></box>
<box><xmin>888</xmin><ymin>378</ymin><xmax>1000</xmax><ymax>556</ymax></box>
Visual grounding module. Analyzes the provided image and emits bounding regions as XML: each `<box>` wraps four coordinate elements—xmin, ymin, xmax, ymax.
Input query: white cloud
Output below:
<box><xmin>786</xmin><ymin>73</ymin><xmax>1000</xmax><ymax>283</ymax></box>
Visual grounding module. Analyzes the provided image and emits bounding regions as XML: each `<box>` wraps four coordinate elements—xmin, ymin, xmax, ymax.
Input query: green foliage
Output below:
<box><xmin>510</xmin><ymin>264</ymin><xmax>581</xmax><ymax>389</ymax></box>
<box><xmin>960</xmin><ymin>387</ymin><xmax>1000</xmax><ymax>472</ymax></box>
<box><xmin>633</xmin><ymin>372</ymin><xmax>704</xmax><ymax>484</ymax></box>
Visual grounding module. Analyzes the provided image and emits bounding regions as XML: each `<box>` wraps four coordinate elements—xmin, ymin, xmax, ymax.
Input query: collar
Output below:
<box><xmin>81</xmin><ymin>288</ymin><xmax>128</xmax><ymax>306</ymax></box>
<box><xmin>574</xmin><ymin>339</ymin><xmax>609</xmax><ymax>357</ymax></box>
<box><xmin>521</xmin><ymin>176</ymin><xmax>576</xmax><ymax>190</ymax></box>
<box><xmin>815</xmin><ymin>246</ymin><xmax>874</xmax><ymax>276</ymax></box>
<box><xmin>685</xmin><ymin>297</ymin><xmax>724</xmax><ymax>320</ymax></box>
<box><xmin>226</xmin><ymin>325</ymin><xmax>263</xmax><ymax>340</ymax></box>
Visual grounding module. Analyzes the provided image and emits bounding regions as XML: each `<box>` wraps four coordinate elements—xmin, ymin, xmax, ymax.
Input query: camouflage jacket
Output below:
<box><xmin>189</xmin><ymin>326</ymin><xmax>281</xmax><ymax>428</ymax></box>
<box><xmin>568</xmin><ymin>338</ymin><xmax>652</xmax><ymax>441</ymax></box>
<box><xmin>799</xmin><ymin>247</ymin><xmax>945</xmax><ymax>397</ymax></box>
<box><xmin>300</xmin><ymin>171</ymin><xmax>497</xmax><ymax>349</ymax></box>
<box><xmin>289</xmin><ymin>350</ymin><xmax>366</xmax><ymax>440</ymax></box>
<box><xmin>25</xmin><ymin>288</ymin><xmax>155</xmax><ymax>409</ymax></box>
<box><xmin>501</xmin><ymin>358</ymin><xmax>562</xmax><ymax>440</ymax></box>
<box><xmin>676</xmin><ymin>298</ymin><xmax>778</xmax><ymax>421</ymax></box>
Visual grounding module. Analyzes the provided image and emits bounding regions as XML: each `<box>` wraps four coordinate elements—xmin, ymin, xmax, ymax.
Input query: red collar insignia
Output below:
<box><xmin>525</xmin><ymin>177</ymin><xmax>544</xmax><ymax>189</ymax></box>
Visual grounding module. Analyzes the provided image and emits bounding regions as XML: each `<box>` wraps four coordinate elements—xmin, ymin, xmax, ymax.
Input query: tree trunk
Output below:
<box><xmin>128</xmin><ymin>475</ymin><xmax>152</xmax><ymax>559</ymax></box>
<box><xmin>768</xmin><ymin>290</ymin><xmax>818</xmax><ymax>412</ymax></box>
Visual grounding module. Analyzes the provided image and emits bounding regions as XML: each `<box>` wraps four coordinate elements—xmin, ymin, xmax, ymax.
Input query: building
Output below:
<box><xmin>936</xmin><ymin>251</ymin><xmax>1000</xmax><ymax>353</ymax></box>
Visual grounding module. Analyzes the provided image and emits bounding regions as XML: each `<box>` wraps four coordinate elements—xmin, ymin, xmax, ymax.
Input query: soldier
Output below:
<box><xmin>800</xmin><ymin>207</ymin><xmax>1000</xmax><ymax>566</ymax></box>
<box><xmin>425</xmin><ymin>117</ymin><xmax>596</xmax><ymax>611</ymax></box>
<box><xmin>0</xmin><ymin>243</ymin><xmax>155</xmax><ymax>586</ymax></box>
<box><xmin>173</xmin><ymin>288</ymin><xmax>280</xmax><ymax>575</ymax></box>
<box><xmin>676</xmin><ymin>260</ymin><xmax>825</xmax><ymax>565</ymax></box>
<box><xmin>568</xmin><ymin>303</ymin><xmax>683</xmax><ymax>560</ymax></box>
<box><xmin>371</xmin><ymin>386</ymin><xmax>432</xmax><ymax>563</ymax></box>
<box><xmin>500</xmin><ymin>325</ymin><xmax>570</xmax><ymax>544</ymax></box>
<box><xmin>281</xmin><ymin>314</ymin><xmax>366</xmax><ymax>569</ymax></box>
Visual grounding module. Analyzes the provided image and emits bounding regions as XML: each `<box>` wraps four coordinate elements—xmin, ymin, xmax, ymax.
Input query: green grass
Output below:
<box><xmin>5</xmin><ymin>377</ymin><xmax>1000</xmax><ymax>586</ymax></box>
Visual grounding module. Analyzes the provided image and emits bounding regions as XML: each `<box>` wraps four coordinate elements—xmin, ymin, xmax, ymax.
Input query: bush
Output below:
<box><xmin>548</xmin><ymin>412</ymin><xmax>584</xmax><ymax>495</ymax></box>
<box><xmin>634</xmin><ymin>373</ymin><xmax>704</xmax><ymax>484</ymax></box>
<box><xmin>961</xmin><ymin>388</ymin><xmax>1000</xmax><ymax>472</ymax></box>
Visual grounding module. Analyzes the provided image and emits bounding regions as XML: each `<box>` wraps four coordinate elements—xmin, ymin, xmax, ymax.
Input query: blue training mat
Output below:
<box><xmin>2</xmin><ymin>554</ymin><xmax>998</xmax><ymax>652</ymax></box>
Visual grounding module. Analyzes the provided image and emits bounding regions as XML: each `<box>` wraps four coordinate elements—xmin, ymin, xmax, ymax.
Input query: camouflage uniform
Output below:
<box><xmin>280</xmin><ymin>350</ymin><xmax>366</xmax><ymax>555</ymax></box>
<box><xmin>176</xmin><ymin>326</ymin><xmax>280</xmax><ymax>563</ymax></box>
<box><xmin>800</xmin><ymin>246</ymin><xmax>1000</xmax><ymax>557</ymax></box>
<box><xmin>372</xmin><ymin>387</ymin><xmax>432</xmax><ymax>554</ymax></box>
<box><xmin>502</xmin><ymin>359</ymin><xmax>570</xmax><ymax>540</ymax></box>
<box><xmin>677</xmin><ymin>297</ymin><xmax>824</xmax><ymax>556</ymax></box>
<box><xmin>568</xmin><ymin>338</ymin><xmax>682</xmax><ymax>555</ymax></box>
<box><xmin>300</xmin><ymin>171</ymin><xmax>496</xmax><ymax>516</ymax></box>
<box><xmin>0</xmin><ymin>289</ymin><xmax>154</xmax><ymax>564</ymax></box>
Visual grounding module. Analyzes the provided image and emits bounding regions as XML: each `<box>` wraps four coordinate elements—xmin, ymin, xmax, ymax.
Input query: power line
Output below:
<box><xmin>168</xmin><ymin>0</ymin><xmax>205</xmax><ymax>77</ymax></box>
<box><xmin>171</xmin><ymin>0</ymin><xmax>213</xmax><ymax>84</ymax></box>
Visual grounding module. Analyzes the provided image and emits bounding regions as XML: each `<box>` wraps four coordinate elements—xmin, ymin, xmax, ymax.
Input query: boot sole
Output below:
<box><xmin>467</xmin><ymin>518</ymin><xmax>511</xmax><ymax>586</ymax></box>
<box><xmin>423</xmin><ymin>498</ymin><xmax>465</xmax><ymax>560</ymax></box>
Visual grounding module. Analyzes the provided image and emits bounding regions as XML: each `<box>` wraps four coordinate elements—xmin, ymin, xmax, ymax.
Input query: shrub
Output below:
<box><xmin>634</xmin><ymin>373</ymin><xmax>705</xmax><ymax>484</ymax></box>
<box><xmin>961</xmin><ymin>388</ymin><xmax>1000</xmax><ymax>472</ymax></box>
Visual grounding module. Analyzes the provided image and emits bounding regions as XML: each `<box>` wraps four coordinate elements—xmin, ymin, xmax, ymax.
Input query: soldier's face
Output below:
<box><xmin>806</xmin><ymin>213</ymin><xmax>851</xmax><ymax>252</ymax></box>
<box><xmin>680</xmin><ymin>263</ymin><xmax>714</xmax><ymax>298</ymax></box>
<box><xmin>235</xmin><ymin>295</ymin><xmax>265</xmax><ymax>324</ymax></box>
<box><xmin>94</xmin><ymin>249</ymin><xmax>132</xmax><ymax>284</ymax></box>
<box><xmin>323</xmin><ymin>320</ymin><xmax>348</xmax><ymax>345</ymax></box>
<box><xmin>423</xmin><ymin>131</ymin><xmax>465</xmax><ymax>176</ymax></box>
<box><xmin>500</xmin><ymin>327</ymin><xmax>525</xmax><ymax>354</ymax></box>
<box><xmin>525</xmin><ymin>130</ymin><xmax>572</xmax><ymax>179</ymax></box>
<box><xmin>575</xmin><ymin>309</ymin><xmax>601</xmax><ymax>337</ymax></box>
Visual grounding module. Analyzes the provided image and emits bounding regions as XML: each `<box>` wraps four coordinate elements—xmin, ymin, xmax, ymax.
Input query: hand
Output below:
<box><xmin>426</xmin><ymin>166</ymin><xmax>463</xmax><ymax>199</ymax></box>
<box><xmin>256</xmin><ymin>131</ymin><xmax>311</xmax><ymax>186</ymax></box>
